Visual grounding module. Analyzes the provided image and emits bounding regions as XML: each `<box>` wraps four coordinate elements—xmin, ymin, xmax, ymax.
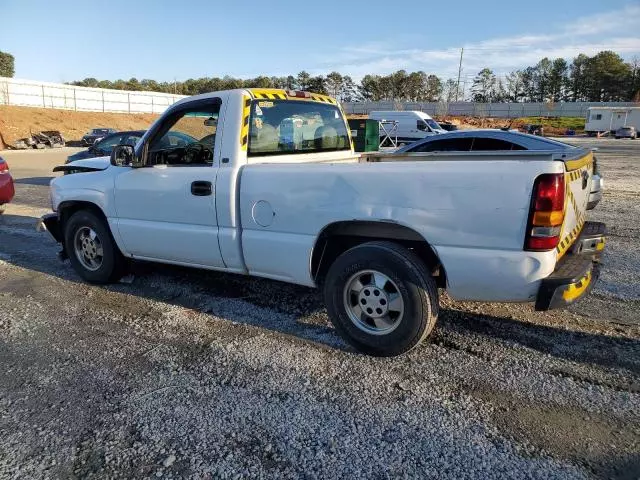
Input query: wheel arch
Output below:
<box><xmin>310</xmin><ymin>220</ymin><xmax>446</xmax><ymax>288</ymax></box>
<box><xmin>57</xmin><ymin>200</ymin><xmax>126</xmax><ymax>255</ymax></box>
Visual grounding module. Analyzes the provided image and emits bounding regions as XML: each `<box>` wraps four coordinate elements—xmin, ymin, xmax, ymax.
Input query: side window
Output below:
<box><xmin>147</xmin><ymin>102</ymin><xmax>220</xmax><ymax>166</ymax></box>
<box><xmin>592</xmin><ymin>114</ymin><xmax>602</xmax><ymax>120</ymax></box>
<box><xmin>409</xmin><ymin>138</ymin><xmax>473</xmax><ymax>152</ymax></box>
<box><xmin>123</xmin><ymin>134</ymin><xmax>142</xmax><ymax>146</ymax></box>
<box><xmin>96</xmin><ymin>134</ymin><xmax>126</xmax><ymax>151</ymax></box>
<box><xmin>417</xmin><ymin>120</ymin><xmax>429</xmax><ymax>131</ymax></box>
<box><xmin>471</xmin><ymin>138</ymin><xmax>526</xmax><ymax>151</ymax></box>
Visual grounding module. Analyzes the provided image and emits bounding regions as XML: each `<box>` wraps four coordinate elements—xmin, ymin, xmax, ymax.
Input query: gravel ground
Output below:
<box><xmin>0</xmin><ymin>140</ymin><xmax>638</xmax><ymax>479</ymax></box>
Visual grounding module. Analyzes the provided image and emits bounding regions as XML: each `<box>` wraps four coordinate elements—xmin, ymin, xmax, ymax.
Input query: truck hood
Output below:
<box><xmin>53</xmin><ymin>156</ymin><xmax>110</xmax><ymax>174</ymax></box>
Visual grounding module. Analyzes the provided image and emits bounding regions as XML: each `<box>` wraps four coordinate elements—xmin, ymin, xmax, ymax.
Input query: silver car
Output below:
<box><xmin>615</xmin><ymin>126</ymin><xmax>637</xmax><ymax>139</ymax></box>
<box><xmin>396</xmin><ymin>129</ymin><xmax>604</xmax><ymax>210</ymax></box>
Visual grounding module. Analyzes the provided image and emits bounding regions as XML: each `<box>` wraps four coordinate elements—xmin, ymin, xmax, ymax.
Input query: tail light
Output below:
<box><xmin>0</xmin><ymin>160</ymin><xmax>8</xmax><ymax>173</ymax></box>
<box><xmin>525</xmin><ymin>173</ymin><xmax>565</xmax><ymax>251</ymax></box>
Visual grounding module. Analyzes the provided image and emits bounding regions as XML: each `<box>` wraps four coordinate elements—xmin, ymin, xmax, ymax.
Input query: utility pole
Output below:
<box><xmin>455</xmin><ymin>47</ymin><xmax>464</xmax><ymax>102</ymax></box>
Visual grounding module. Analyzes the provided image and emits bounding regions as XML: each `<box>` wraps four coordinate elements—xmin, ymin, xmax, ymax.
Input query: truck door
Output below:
<box><xmin>113</xmin><ymin>98</ymin><xmax>225</xmax><ymax>268</ymax></box>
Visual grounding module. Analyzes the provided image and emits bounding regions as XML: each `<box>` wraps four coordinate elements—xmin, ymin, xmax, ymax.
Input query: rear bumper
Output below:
<box><xmin>535</xmin><ymin>221</ymin><xmax>606</xmax><ymax>310</ymax></box>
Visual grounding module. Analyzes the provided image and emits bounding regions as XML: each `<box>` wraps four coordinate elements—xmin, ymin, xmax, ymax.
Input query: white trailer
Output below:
<box><xmin>585</xmin><ymin>106</ymin><xmax>640</xmax><ymax>135</ymax></box>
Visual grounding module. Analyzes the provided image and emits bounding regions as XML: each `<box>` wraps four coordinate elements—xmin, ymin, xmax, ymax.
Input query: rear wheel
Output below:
<box><xmin>324</xmin><ymin>241</ymin><xmax>439</xmax><ymax>356</ymax></box>
<box><xmin>64</xmin><ymin>210</ymin><xmax>124</xmax><ymax>283</ymax></box>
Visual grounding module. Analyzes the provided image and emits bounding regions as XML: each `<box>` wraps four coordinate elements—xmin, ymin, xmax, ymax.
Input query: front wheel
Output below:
<box><xmin>64</xmin><ymin>210</ymin><xmax>124</xmax><ymax>283</ymax></box>
<box><xmin>324</xmin><ymin>241</ymin><xmax>439</xmax><ymax>356</ymax></box>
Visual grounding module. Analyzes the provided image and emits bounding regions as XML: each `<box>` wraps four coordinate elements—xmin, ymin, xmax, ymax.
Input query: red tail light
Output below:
<box><xmin>525</xmin><ymin>173</ymin><xmax>565</xmax><ymax>251</ymax></box>
<box><xmin>0</xmin><ymin>160</ymin><xmax>9</xmax><ymax>173</ymax></box>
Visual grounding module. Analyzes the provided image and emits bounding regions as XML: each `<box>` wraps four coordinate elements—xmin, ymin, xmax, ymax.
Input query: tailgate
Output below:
<box><xmin>556</xmin><ymin>150</ymin><xmax>594</xmax><ymax>259</ymax></box>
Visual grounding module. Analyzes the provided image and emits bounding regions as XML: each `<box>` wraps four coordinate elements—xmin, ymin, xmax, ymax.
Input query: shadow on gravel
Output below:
<box><xmin>439</xmin><ymin>308</ymin><xmax>640</xmax><ymax>374</ymax></box>
<box><xmin>14</xmin><ymin>176</ymin><xmax>54</xmax><ymax>186</ymax></box>
<box><xmin>2</xmin><ymin>220</ymin><xmax>639</xmax><ymax>361</ymax></box>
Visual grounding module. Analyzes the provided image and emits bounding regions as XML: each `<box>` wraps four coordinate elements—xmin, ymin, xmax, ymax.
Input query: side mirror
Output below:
<box><xmin>110</xmin><ymin>144</ymin><xmax>136</xmax><ymax>167</ymax></box>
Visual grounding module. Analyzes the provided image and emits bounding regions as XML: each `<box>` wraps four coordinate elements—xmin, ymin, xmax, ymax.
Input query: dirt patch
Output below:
<box><xmin>0</xmin><ymin>105</ymin><xmax>159</xmax><ymax>148</ymax></box>
<box><xmin>468</xmin><ymin>384</ymin><xmax>640</xmax><ymax>479</ymax></box>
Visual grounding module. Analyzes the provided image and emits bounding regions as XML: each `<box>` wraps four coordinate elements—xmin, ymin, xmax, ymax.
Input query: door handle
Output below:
<box><xmin>191</xmin><ymin>181</ymin><xmax>212</xmax><ymax>196</ymax></box>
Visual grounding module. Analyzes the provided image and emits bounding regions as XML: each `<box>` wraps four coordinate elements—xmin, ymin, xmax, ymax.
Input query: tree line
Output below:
<box><xmin>470</xmin><ymin>51</ymin><xmax>639</xmax><ymax>103</ymax></box>
<box><xmin>2</xmin><ymin>48</ymin><xmax>634</xmax><ymax>103</ymax></box>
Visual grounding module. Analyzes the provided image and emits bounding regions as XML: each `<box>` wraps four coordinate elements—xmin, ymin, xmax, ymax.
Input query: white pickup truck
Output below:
<box><xmin>41</xmin><ymin>88</ymin><xmax>606</xmax><ymax>356</ymax></box>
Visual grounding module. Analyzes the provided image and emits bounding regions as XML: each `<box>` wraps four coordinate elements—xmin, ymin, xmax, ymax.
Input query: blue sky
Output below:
<box><xmin>1</xmin><ymin>0</ymin><xmax>639</xmax><ymax>83</ymax></box>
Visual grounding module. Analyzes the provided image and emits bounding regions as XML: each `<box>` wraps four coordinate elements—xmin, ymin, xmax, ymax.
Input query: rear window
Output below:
<box><xmin>248</xmin><ymin>100</ymin><xmax>349</xmax><ymax>156</ymax></box>
<box><xmin>471</xmin><ymin>138</ymin><xmax>526</xmax><ymax>151</ymax></box>
<box><xmin>409</xmin><ymin>137</ymin><xmax>473</xmax><ymax>152</ymax></box>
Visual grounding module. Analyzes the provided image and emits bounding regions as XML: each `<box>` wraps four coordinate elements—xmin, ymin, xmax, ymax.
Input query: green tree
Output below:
<box><xmin>296</xmin><ymin>71</ymin><xmax>311</xmax><ymax>91</ymax></box>
<box><xmin>0</xmin><ymin>51</ymin><xmax>15</xmax><ymax>77</ymax></box>
<box><xmin>307</xmin><ymin>76</ymin><xmax>327</xmax><ymax>94</ymax></box>
<box><xmin>569</xmin><ymin>53</ymin><xmax>590</xmax><ymax>101</ymax></box>
<box><xmin>586</xmin><ymin>51</ymin><xmax>631</xmax><ymax>101</ymax></box>
<box><xmin>549</xmin><ymin>58</ymin><xmax>568</xmax><ymax>101</ymax></box>
<box><xmin>505</xmin><ymin>70</ymin><xmax>524</xmax><ymax>102</ymax></box>
<box><xmin>425</xmin><ymin>74</ymin><xmax>442</xmax><ymax>101</ymax></box>
<box><xmin>359</xmin><ymin>74</ymin><xmax>383</xmax><ymax>100</ymax></box>
<box><xmin>471</xmin><ymin>68</ymin><xmax>496</xmax><ymax>102</ymax></box>
<box><xmin>325</xmin><ymin>71</ymin><xmax>343</xmax><ymax>98</ymax></box>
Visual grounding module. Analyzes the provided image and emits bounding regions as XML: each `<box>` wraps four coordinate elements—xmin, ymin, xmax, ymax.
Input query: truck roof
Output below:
<box><xmin>171</xmin><ymin>88</ymin><xmax>339</xmax><ymax>109</ymax></box>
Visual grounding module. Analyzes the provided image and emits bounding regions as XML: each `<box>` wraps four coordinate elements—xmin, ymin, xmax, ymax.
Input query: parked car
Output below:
<box><xmin>395</xmin><ymin>129</ymin><xmax>604</xmax><ymax>210</ymax></box>
<box><xmin>67</xmin><ymin>130</ymin><xmax>199</xmax><ymax>164</ymax></box>
<box><xmin>41</xmin><ymin>88</ymin><xmax>605</xmax><ymax>357</ymax></box>
<box><xmin>67</xmin><ymin>130</ymin><xmax>145</xmax><ymax>163</ymax></box>
<box><xmin>0</xmin><ymin>156</ymin><xmax>16</xmax><ymax>214</ymax></box>
<box><xmin>615</xmin><ymin>126</ymin><xmax>637</xmax><ymax>139</ymax></box>
<box><xmin>81</xmin><ymin>128</ymin><xmax>118</xmax><ymax>146</ymax></box>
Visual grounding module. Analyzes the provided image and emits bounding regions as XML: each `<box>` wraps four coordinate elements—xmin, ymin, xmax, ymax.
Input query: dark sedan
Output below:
<box><xmin>66</xmin><ymin>130</ymin><xmax>202</xmax><ymax>163</ymax></box>
<box><xmin>81</xmin><ymin>128</ymin><xmax>118</xmax><ymax>146</ymax></box>
<box><xmin>68</xmin><ymin>130</ymin><xmax>145</xmax><ymax>163</ymax></box>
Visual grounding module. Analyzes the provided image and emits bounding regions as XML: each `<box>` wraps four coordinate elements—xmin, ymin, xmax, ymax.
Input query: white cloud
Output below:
<box><xmin>313</xmin><ymin>4</ymin><xmax>640</xmax><ymax>81</ymax></box>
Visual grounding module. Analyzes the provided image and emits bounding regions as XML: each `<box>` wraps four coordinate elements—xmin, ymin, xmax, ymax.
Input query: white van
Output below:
<box><xmin>369</xmin><ymin>111</ymin><xmax>447</xmax><ymax>143</ymax></box>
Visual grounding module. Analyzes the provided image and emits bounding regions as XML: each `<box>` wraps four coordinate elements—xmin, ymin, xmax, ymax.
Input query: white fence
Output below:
<box><xmin>0</xmin><ymin>77</ymin><xmax>187</xmax><ymax>114</ymax></box>
<box><xmin>2</xmin><ymin>76</ymin><xmax>637</xmax><ymax>118</ymax></box>
<box><xmin>343</xmin><ymin>101</ymin><xmax>639</xmax><ymax>118</ymax></box>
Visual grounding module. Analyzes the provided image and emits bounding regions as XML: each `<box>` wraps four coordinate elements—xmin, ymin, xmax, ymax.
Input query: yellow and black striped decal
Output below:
<box><xmin>556</xmin><ymin>215</ymin><xmax>585</xmax><ymax>258</ymax></box>
<box><xmin>308</xmin><ymin>93</ymin><xmax>338</xmax><ymax>104</ymax></box>
<box><xmin>240</xmin><ymin>94</ymin><xmax>251</xmax><ymax>150</ymax></box>
<box><xmin>250</xmin><ymin>89</ymin><xmax>288</xmax><ymax>100</ymax></box>
<box><xmin>564</xmin><ymin>151</ymin><xmax>593</xmax><ymax>171</ymax></box>
<box><xmin>555</xmin><ymin>161</ymin><xmax>591</xmax><ymax>258</ymax></box>
<box><xmin>247</xmin><ymin>88</ymin><xmax>338</xmax><ymax>105</ymax></box>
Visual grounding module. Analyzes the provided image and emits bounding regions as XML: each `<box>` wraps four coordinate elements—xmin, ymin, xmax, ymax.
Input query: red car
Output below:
<box><xmin>0</xmin><ymin>156</ymin><xmax>15</xmax><ymax>214</ymax></box>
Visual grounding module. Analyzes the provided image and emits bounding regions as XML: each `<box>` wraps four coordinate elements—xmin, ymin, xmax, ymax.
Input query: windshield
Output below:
<box><xmin>426</xmin><ymin>119</ymin><xmax>442</xmax><ymax>130</ymax></box>
<box><xmin>248</xmin><ymin>100</ymin><xmax>349</xmax><ymax>156</ymax></box>
<box><xmin>91</xmin><ymin>129</ymin><xmax>110</xmax><ymax>135</ymax></box>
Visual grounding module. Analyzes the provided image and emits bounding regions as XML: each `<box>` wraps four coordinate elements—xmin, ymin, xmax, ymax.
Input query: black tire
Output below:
<box><xmin>324</xmin><ymin>241</ymin><xmax>439</xmax><ymax>356</ymax></box>
<box><xmin>64</xmin><ymin>210</ymin><xmax>125</xmax><ymax>283</ymax></box>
